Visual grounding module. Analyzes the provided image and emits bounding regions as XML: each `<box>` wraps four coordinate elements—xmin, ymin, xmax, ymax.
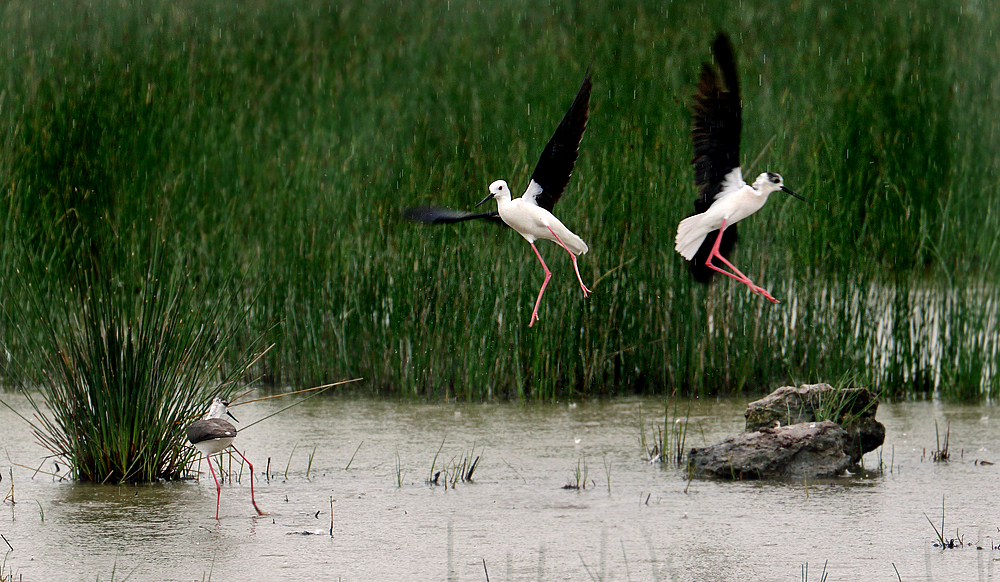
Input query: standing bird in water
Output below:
<box><xmin>405</xmin><ymin>72</ymin><xmax>592</xmax><ymax>327</ymax></box>
<box><xmin>187</xmin><ymin>397</ymin><xmax>264</xmax><ymax>519</ymax></box>
<box><xmin>674</xmin><ymin>33</ymin><xmax>804</xmax><ymax>304</ymax></box>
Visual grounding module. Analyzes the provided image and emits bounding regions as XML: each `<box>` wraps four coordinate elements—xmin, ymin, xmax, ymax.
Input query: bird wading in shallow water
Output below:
<box><xmin>674</xmin><ymin>33</ymin><xmax>804</xmax><ymax>304</ymax></box>
<box><xmin>405</xmin><ymin>71</ymin><xmax>593</xmax><ymax>327</ymax></box>
<box><xmin>186</xmin><ymin>397</ymin><xmax>264</xmax><ymax>519</ymax></box>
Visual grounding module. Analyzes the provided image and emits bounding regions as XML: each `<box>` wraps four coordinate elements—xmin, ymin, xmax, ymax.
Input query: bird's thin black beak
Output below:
<box><xmin>475</xmin><ymin>193</ymin><xmax>494</xmax><ymax>208</ymax></box>
<box><xmin>781</xmin><ymin>185</ymin><xmax>805</xmax><ymax>201</ymax></box>
<box><xmin>227</xmin><ymin>410</ymin><xmax>239</xmax><ymax>423</ymax></box>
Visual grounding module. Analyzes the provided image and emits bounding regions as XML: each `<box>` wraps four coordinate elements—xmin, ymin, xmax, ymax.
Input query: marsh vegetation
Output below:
<box><xmin>0</xmin><ymin>0</ymin><xmax>997</xmax><ymax>405</ymax></box>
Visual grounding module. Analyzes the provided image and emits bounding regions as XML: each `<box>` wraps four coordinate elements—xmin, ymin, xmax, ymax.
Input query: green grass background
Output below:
<box><xmin>1</xmin><ymin>0</ymin><xmax>998</xmax><ymax>400</ymax></box>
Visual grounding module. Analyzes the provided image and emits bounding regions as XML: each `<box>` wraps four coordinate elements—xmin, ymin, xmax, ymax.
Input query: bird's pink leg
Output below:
<box><xmin>705</xmin><ymin>220</ymin><xmax>779</xmax><ymax>304</ymax></box>
<box><xmin>528</xmin><ymin>241</ymin><xmax>552</xmax><ymax>327</ymax></box>
<box><xmin>545</xmin><ymin>226</ymin><xmax>591</xmax><ymax>297</ymax></box>
<box><xmin>207</xmin><ymin>455</ymin><xmax>222</xmax><ymax>520</ymax></box>
<box><xmin>703</xmin><ymin>220</ymin><xmax>753</xmax><ymax>285</ymax></box>
<box><xmin>230</xmin><ymin>445</ymin><xmax>264</xmax><ymax>515</ymax></box>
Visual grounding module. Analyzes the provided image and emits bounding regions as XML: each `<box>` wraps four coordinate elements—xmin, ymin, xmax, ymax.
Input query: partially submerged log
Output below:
<box><xmin>687</xmin><ymin>384</ymin><xmax>886</xmax><ymax>480</ymax></box>
<box><xmin>744</xmin><ymin>383</ymin><xmax>885</xmax><ymax>463</ymax></box>
<box><xmin>688</xmin><ymin>420</ymin><xmax>853</xmax><ymax>480</ymax></box>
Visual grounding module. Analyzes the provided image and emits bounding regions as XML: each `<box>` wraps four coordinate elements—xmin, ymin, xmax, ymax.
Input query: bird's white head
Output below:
<box><xmin>475</xmin><ymin>179</ymin><xmax>511</xmax><ymax>208</ymax></box>
<box><xmin>751</xmin><ymin>172</ymin><xmax>784</xmax><ymax>194</ymax></box>
<box><xmin>751</xmin><ymin>172</ymin><xmax>804</xmax><ymax>201</ymax></box>
<box><xmin>207</xmin><ymin>397</ymin><xmax>239</xmax><ymax>422</ymax></box>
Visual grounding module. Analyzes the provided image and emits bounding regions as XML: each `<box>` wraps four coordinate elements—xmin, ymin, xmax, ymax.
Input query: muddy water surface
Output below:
<box><xmin>2</xmin><ymin>393</ymin><xmax>999</xmax><ymax>581</ymax></box>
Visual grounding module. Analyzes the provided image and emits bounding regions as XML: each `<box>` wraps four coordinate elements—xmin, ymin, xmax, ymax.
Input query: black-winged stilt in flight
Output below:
<box><xmin>405</xmin><ymin>72</ymin><xmax>593</xmax><ymax>327</ymax></box>
<box><xmin>674</xmin><ymin>33</ymin><xmax>804</xmax><ymax>304</ymax></box>
<box><xmin>187</xmin><ymin>397</ymin><xmax>264</xmax><ymax>519</ymax></box>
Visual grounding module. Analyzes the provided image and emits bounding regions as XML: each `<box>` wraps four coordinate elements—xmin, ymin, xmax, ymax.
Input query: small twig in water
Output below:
<box><xmin>465</xmin><ymin>456</ymin><xmax>480</xmax><ymax>482</ymax></box>
<box><xmin>428</xmin><ymin>435</ymin><xmax>446</xmax><ymax>485</ymax></box>
<box><xmin>284</xmin><ymin>443</ymin><xmax>297</xmax><ymax>479</ymax></box>
<box><xmin>3</xmin><ymin>468</ymin><xmax>13</xmax><ymax>505</ymax></box>
<box><xmin>800</xmin><ymin>560</ymin><xmax>828</xmax><ymax>582</ymax></box>
<box><xmin>31</xmin><ymin>459</ymin><xmax>45</xmax><ymax>480</ymax></box>
<box><xmin>394</xmin><ymin>447</ymin><xmax>405</xmax><ymax>487</ymax></box>
<box><xmin>345</xmin><ymin>441</ymin><xmax>363</xmax><ymax>471</ymax></box>
<box><xmin>306</xmin><ymin>446</ymin><xmax>317</xmax><ymax>479</ymax></box>
<box><xmin>499</xmin><ymin>456</ymin><xmax>527</xmax><ymax>484</ymax></box>
<box><xmin>603</xmin><ymin>457</ymin><xmax>612</xmax><ymax>494</ymax></box>
<box><xmin>578</xmin><ymin>553</ymin><xmax>598</xmax><ymax>582</ymax></box>
<box><xmin>923</xmin><ymin>495</ymin><xmax>947</xmax><ymax>547</ymax></box>
<box><xmin>621</xmin><ymin>539</ymin><xmax>632</xmax><ymax>582</ymax></box>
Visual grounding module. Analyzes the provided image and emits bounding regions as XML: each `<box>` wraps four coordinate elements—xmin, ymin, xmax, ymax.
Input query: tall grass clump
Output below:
<box><xmin>812</xmin><ymin>374</ymin><xmax>880</xmax><ymax>427</ymax></box>
<box><xmin>640</xmin><ymin>402</ymin><xmax>689</xmax><ymax>465</ymax></box>
<box><xmin>564</xmin><ymin>457</ymin><xmax>590</xmax><ymax>490</ymax></box>
<box><xmin>0</xmin><ymin>0</ymin><xmax>999</xmax><ymax>401</ymax></box>
<box><xmin>427</xmin><ymin>438</ymin><xmax>481</xmax><ymax>487</ymax></box>
<box><xmin>931</xmin><ymin>420</ymin><xmax>950</xmax><ymax>463</ymax></box>
<box><xmin>2</xmin><ymin>238</ymin><xmax>264</xmax><ymax>483</ymax></box>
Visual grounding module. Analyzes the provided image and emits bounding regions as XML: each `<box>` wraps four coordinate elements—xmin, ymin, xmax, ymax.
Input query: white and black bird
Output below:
<box><xmin>186</xmin><ymin>397</ymin><xmax>264</xmax><ymax>519</ymax></box>
<box><xmin>405</xmin><ymin>72</ymin><xmax>593</xmax><ymax>327</ymax></box>
<box><xmin>674</xmin><ymin>33</ymin><xmax>804</xmax><ymax>304</ymax></box>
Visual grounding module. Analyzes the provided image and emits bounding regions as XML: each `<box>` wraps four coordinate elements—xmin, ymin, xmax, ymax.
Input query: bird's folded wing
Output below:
<box><xmin>187</xmin><ymin>418</ymin><xmax>237</xmax><ymax>444</ymax></box>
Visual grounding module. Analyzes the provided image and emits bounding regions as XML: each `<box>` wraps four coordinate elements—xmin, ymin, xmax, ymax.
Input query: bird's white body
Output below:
<box><xmin>490</xmin><ymin>180</ymin><xmax>589</xmax><ymax>255</ymax></box>
<box><xmin>192</xmin><ymin>431</ymin><xmax>234</xmax><ymax>456</ymax></box>
<box><xmin>675</xmin><ymin>169</ymin><xmax>784</xmax><ymax>260</ymax></box>
<box><xmin>482</xmin><ymin>178</ymin><xmax>591</xmax><ymax>326</ymax></box>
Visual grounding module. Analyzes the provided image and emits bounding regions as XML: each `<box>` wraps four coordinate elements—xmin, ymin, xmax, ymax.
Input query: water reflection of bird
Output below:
<box><xmin>674</xmin><ymin>33</ymin><xmax>804</xmax><ymax>304</ymax></box>
<box><xmin>405</xmin><ymin>72</ymin><xmax>593</xmax><ymax>327</ymax></box>
<box><xmin>187</xmin><ymin>397</ymin><xmax>264</xmax><ymax>519</ymax></box>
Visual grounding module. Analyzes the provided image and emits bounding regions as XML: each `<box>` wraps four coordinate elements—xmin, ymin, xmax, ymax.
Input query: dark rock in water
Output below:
<box><xmin>686</xmin><ymin>384</ymin><xmax>886</xmax><ymax>480</ymax></box>
<box><xmin>688</xmin><ymin>421</ymin><xmax>853</xmax><ymax>480</ymax></box>
<box><xmin>744</xmin><ymin>383</ymin><xmax>885</xmax><ymax>463</ymax></box>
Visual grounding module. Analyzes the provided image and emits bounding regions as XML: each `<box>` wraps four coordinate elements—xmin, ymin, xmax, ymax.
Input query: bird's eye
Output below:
<box><xmin>770</xmin><ymin>176</ymin><xmax>780</xmax><ymax>184</ymax></box>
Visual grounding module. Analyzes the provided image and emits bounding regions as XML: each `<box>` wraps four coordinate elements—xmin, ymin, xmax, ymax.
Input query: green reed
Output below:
<box><xmin>0</xmin><ymin>0</ymin><xmax>998</xmax><ymax>402</ymax></box>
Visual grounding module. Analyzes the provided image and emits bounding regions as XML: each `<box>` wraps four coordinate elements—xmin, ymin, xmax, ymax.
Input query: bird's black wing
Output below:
<box><xmin>527</xmin><ymin>71</ymin><xmax>592</xmax><ymax>213</ymax></box>
<box><xmin>688</xmin><ymin>32</ymin><xmax>741</xmax><ymax>282</ymax></box>
<box><xmin>403</xmin><ymin>206</ymin><xmax>505</xmax><ymax>226</ymax></box>
<box><xmin>187</xmin><ymin>418</ymin><xmax>237</xmax><ymax>445</ymax></box>
<box><xmin>692</xmin><ymin>32</ymin><xmax>741</xmax><ymax>206</ymax></box>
